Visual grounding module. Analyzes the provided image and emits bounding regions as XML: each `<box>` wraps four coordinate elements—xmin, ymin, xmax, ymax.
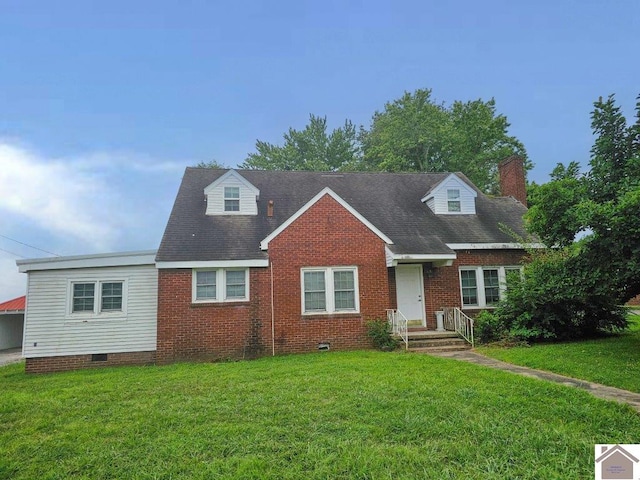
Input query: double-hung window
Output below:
<box><xmin>70</xmin><ymin>280</ymin><xmax>125</xmax><ymax>317</ymax></box>
<box><xmin>193</xmin><ymin>269</ymin><xmax>248</xmax><ymax>302</ymax></box>
<box><xmin>301</xmin><ymin>267</ymin><xmax>359</xmax><ymax>314</ymax></box>
<box><xmin>101</xmin><ymin>282</ymin><xmax>123</xmax><ymax>311</ymax></box>
<box><xmin>224</xmin><ymin>186</ymin><xmax>240</xmax><ymax>212</ymax></box>
<box><xmin>195</xmin><ymin>271</ymin><xmax>217</xmax><ymax>301</ymax></box>
<box><xmin>447</xmin><ymin>189</ymin><xmax>461</xmax><ymax>212</ymax></box>
<box><xmin>483</xmin><ymin>269</ymin><xmax>500</xmax><ymax>305</ymax></box>
<box><xmin>459</xmin><ymin>266</ymin><xmax>522</xmax><ymax>308</ymax></box>
<box><xmin>72</xmin><ymin>283</ymin><xmax>96</xmax><ymax>313</ymax></box>
<box><xmin>460</xmin><ymin>270</ymin><xmax>478</xmax><ymax>306</ymax></box>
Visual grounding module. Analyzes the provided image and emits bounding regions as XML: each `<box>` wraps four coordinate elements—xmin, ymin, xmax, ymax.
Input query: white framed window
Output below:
<box><xmin>68</xmin><ymin>280</ymin><xmax>127</xmax><ymax>317</ymax></box>
<box><xmin>224</xmin><ymin>186</ymin><xmax>240</xmax><ymax>212</ymax></box>
<box><xmin>458</xmin><ymin>266</ymin><xmax>523</xmax><ymax>308</ymax></box>
<box><xmin>195</xmin><ymin>270</ymin><xmax>216</xmax><ymax>301</ymax></box>
<box><xmin>192</xmin><ymin>268</ymin><xmax>249</xmax><ymax>303</ymax></box>
<box><xmin>101</xmin><ymin>282</ymin><xmax>123</xmax><ymax>311</ymax></box>
<box><xmin>301</xmin><ymin>267</ymin><xmax>359</xmax><ymax>314</ymax></box>
<box><xmin>447</xmin><ymin>189</ymin><xmax>461</xmax><ymax>212</ymax></box>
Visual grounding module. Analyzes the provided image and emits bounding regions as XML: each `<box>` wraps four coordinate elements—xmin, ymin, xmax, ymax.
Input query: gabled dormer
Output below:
<box><xmin>421</xmin><ymin>173</ymin><xmax>477</xmax><ymax>215</ymax></box>
<box><xmin>204</xmin><ymin>170</ymin><xmax>260</xmax><ymax>216</ymax></box>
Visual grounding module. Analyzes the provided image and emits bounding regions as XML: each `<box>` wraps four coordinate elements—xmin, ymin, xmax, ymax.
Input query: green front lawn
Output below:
<box><xmin>2</xmin><ymin>351</ymin><xmax>639</xmax><ymax>479</ymax></box>
<box><xmin>477</xmin><ymin>314</ymin><xmax>640</xmax><ymax>393</ymax></box>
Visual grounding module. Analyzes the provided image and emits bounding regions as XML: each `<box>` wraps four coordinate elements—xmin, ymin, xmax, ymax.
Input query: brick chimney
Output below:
<box><xmin>499</xmin><ymin>155</ymin><xmax>527</xmax><ymax>207</ymax></box>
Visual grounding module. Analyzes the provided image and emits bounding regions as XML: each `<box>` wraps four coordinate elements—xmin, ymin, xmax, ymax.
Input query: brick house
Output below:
<box><xmin>17</xmin><ymin>156</ymin><xmax>536</xmax><ymax>372</ymax></box>
<box><xmin>155</xmin><ymin>156</ymin><xmax>534</xmax><ymax>363</ymax></box>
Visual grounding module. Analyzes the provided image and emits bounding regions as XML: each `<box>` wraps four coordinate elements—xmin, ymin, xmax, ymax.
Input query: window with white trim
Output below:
<box><xmin>192</xmin><ymin>269</ymin><xmax>248</xmax><ymax>302</ymax></box>
<box><xmin>301</xmin><ymin>267</ymin><xmax>359</xmax><ymax>314</ymax></box>
<box><xmin>447</xmin><ymin>189</ymin><xmax>461</xmax><ymax>212</ymax></box>
<box><xmin>224</xmin><ymin>186</ymin><xmax>240</xmax><ymax>212</ymax></box>
<box><xmin>70</xmin><ymin>280</ymin><xmax>125</xmax><ymax>316</ymax></box>
<box><xmin>459</xmin><ymin>266</ymin><xmax>523</xmax><ymax>308</ymax></box>
<box><xmin>101</xmin><ymin>282</ymin><xmax>123</xmax><ymax>311</ymax></box>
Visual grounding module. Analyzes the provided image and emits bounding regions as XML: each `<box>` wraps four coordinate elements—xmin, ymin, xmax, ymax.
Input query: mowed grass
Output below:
<box><xmin>2</xmin><ymin>351</ymin><xmax>640</xmax><ymax>479</ymax></box>
<box><xmin>477</xmin><ymin>314</ymin><xmax>640</xmax><ymax>393</ymax></box>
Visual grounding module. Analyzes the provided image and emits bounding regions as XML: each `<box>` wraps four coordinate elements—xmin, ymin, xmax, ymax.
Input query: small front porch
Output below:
<box><xmin>388</xmin><ymin>307</ymin><xmax>474</xmax><ymax>353</ymax></box>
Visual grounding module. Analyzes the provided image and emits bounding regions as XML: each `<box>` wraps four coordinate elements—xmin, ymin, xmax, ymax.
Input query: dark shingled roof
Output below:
<box><xmin>156</xmin><ymin>168</ymin><xmax>530</xmax><ymax>262</ymax></box>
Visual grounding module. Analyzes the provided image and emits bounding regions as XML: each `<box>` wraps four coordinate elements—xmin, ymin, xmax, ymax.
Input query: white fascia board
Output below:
<box><xmin>421</xmin><ymin>173</ymin><xmax>478</xmax><ymax>203</ymax></box>
<box><xmin>0</xmin><ymin>310</ymin><xmax>24</xmax><ymax>315</ymax></box>
<box><xmin>446</xmin><ymin>242</ymin><xmax>546</xmax><ymax>250</ymax></box>
<box><xmin>385</xmin><ymin>246</ymin><xmax>457</xmax><ymax>267</ymax></box>
<box><xmin>16</xmin><ymin>250</ymin><xmax>158</xmax><ymax>273</ymax></box>
<box><xmin>260</xmin><ymin>187</ymin><xmax>393</xmax><ymax>250</ymax></box>
<box><xmin>203</xmin><ymin>169</ymin><xmax>260</xmax><ymax>198</ymax></box>
<box><xmin>156</xmin><ymin>259</ymin><xmax>269</xmax><ymax>269</ymax></box>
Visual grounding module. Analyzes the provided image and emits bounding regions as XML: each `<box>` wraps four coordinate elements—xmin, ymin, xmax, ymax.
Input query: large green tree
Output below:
<box><xmin>240</xmin><ymin>89</ymin><xmax>528</xmax><ymax>192</ymax></box>
<box><xmin>527</xmin><ymin>94</ymin><xmax>640</xmax><ymax>303</ymax></box>
<box><xmin>240</xmin><ymin>114</ymin><xmax>360</xmax><ymax>171</ymax></box>
<box><xmin>359</xmin><ymin>89</ymin><xmax>529</xmax><ymax>193</ymax></box>
<box><xmin>480</xmin><ymin>94</ymin><xmax>640</xmax><ymax>342</ymax></box>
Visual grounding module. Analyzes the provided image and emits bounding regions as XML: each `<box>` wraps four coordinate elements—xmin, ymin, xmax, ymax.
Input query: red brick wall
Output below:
<box><xmin>25</xmin><ymin>351</ymin><xmax>156</xmax><ymax>374</ymax></box>
<box><xmin>423</xmin><ymin>250</ymin><xmax>527</xmax><ymax>328</ymax></box>
<box><xmin>155</xmin><ymin>193</ymin><xmax>528</xmax><ymax>361</ymax></box>
<box><xmin>156</xmin><ymin>268</ymin><xmax>271</xmax><ymax>364</ymax></box>
<box><xmin>156</xmin><ymin>194</ymin><xmax>390</xmax><ymax>361</ymax></box>
<box><xmin>268</xmin><ymin>194</ymin><xmax>390</xmax><ymax>354</ymax></box>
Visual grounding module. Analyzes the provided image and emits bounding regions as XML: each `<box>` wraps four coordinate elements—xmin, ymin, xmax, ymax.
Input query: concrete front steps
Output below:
<box><xmin>405</xmin><ymin>330</ymin><xmax>472</xmax><ymax>353</ymax></box>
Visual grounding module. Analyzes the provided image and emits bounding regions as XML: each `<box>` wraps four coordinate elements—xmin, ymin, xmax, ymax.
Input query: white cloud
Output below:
<box><xmin>0</xmin><ymin>140</ymin><xmax>183</xmax><ymax>300</ymax></box>
<box><xmin>0</xmin><ymin>142</ymin><xmax>118</xmax><ymax>249</ymax></box>
<box><xmin>71</xmin><ymin>151</ymin><xmax>190</xmax><ymax>174</ymax></box>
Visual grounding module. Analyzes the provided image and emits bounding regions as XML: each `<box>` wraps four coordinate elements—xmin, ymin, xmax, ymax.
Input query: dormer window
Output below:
<box><xmin>204</xmin><ymin>170</ymin><xmax>260</xmax><ymax>216</ymax></box>
<box><xmin>447</xmin><ymin>189</ymin><xmax>461</xmax><ymax>212</ymax></box>
<box><xmin>421</xmin><ymin>173</ymin><xmax>478</xmax><ymax>215</ymax></box>
<box><xmin>224</xmin><ymin>187</ymin><xmax>240</xmax><ymax>212</ymax></box>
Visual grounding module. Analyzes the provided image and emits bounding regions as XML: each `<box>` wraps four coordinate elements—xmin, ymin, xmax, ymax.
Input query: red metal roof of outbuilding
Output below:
<box><xmin>0</xmin><ymin>296</ymin><xmax>25</xmax><ymax>312</ymax></box>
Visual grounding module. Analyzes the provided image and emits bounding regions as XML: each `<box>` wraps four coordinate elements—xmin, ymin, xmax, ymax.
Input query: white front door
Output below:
<box><xmin>396</xmin><ymin>264</ymin><xmax>425</xmax><ymax>327</ymax></box>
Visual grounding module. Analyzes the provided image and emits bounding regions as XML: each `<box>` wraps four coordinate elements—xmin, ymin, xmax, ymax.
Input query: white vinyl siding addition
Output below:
<box><xmin>192</xmin><ymin>269</ymin><xmax>249</xmax><ymax>303</ymax></box>
<box><xmin>22</xmin><ymin>264</ymin><xmax>157</xmax><ymax>358</ymax></box>
<box><xmin>301</xmin><ymin>267</ymin><xmax>359</xmax><ymax>314</ymax></box>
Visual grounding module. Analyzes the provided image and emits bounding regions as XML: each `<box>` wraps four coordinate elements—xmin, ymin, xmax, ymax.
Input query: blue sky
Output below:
<box><xmin>0</xmin><ymin>0</ymin><xmax>638</xmax><ymax>301</ymax></box>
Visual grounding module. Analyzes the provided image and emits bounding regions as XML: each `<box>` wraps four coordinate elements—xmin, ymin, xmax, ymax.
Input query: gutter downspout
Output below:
<box><xmin>270</xmin><ymin>260</ymin><xmax>275</xmax><ymax>356</ymax></box>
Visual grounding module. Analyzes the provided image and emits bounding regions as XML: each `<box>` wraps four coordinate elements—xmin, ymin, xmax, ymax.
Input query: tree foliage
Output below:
<box><xmin>193</xmin><ymin>159</ymin><xmax>226</xmax><ymax>168</ymax></box>
<box><xmin>482</xmin><ymin>94</ymin><xmax>640</xmax><ymax>342</ymax></box>
<box><xmin>241</xmin><ymin>89</ymin><xmax>527</xmax><ymax>192</ymax></box>
<box><xmin>358</xmin><ymin>89</ymin><xmax>529</xmax><ymax>192</ymax></box>
<box><xmin>240</xmin><ymin>114</ymin><xmax>360</xmax><ymax>171</ymax></box>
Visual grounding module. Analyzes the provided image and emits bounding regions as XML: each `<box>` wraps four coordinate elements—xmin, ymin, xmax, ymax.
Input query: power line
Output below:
<box><xmin>0</xmin><ymin>246</ymin><xmax>25</xmax><ymax>258</ymax></box>
<box><xmin>0</xmin><ymin>234</ymin><xmax>60</xmax><ymax>256</ymax></box>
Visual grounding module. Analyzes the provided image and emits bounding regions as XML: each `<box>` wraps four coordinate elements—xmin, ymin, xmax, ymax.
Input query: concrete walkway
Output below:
<box><xmin>430</xmin><ymin>350</ymin><xmax>640</xmax><ymax>413</ymax></box>
<box><xmin>0</xmin><ymin>348</ymin><xmax>23</xmax><ymax>367</ymax></box>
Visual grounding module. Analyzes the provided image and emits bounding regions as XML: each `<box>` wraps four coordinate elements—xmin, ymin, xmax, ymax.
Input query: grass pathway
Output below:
<box><xmin>476</xmin><ymin>314</ymin><xmax>640</xmax><ymax>394</ymax></box>
<box><xmin>429</xmin><ymin>350</ymin><xmax>640</xmax><ymax>412</ymax></box>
